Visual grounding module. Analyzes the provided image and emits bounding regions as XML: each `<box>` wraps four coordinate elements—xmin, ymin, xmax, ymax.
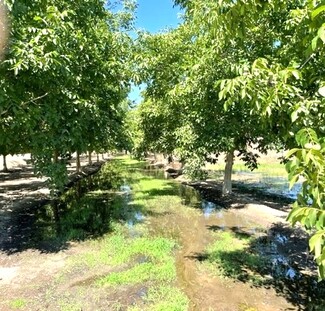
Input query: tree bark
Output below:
<box><xmin>53</xmin><ymin>149</ymin><xmax>59</xmax><ymax>163</ymax></box>
<box><xmin>97</xmin><ymin>153</ymin><xmax>99</xmax><ymax>162</ymax></box>
<box><xmin>222</xmin><ymin>150</ymin><xmax>234</xmax><ymax>196</ymax></box>
<box><xmin>2</xmin><ymin>154</ymin><xmax>8</xmax><ymax>172</ymax></box>
<box><xmin>88</xmin><ymin>150</ymin><xmax>92</xmax><ymax>165</ymax></box>
<box><xmin>76</xmin><ymin>151</ymin><xmax>81</xmax><ymax>173</ymax></box>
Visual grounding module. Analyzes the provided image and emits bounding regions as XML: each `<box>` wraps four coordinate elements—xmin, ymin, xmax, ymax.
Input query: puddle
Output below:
<box><xmin>239</xmin><ymin>174</ymin><xmax>301</xmax><ymax>200</ymax></box>
<box><xmin>0</xmin><ymin>167</ymin><xmax>144</xmax><ymax>253</ymax></box>
<box><xmin>169</xmin><ymin>177</ymin><xmax>325</xmax><ymax>309</ymax></box>
<box><xmin>127</xmin><ymin>211</ymin><xmax>145</xmax><ymax>228</ymax></box>
<box><xmin>120</xmin><ymin>184</ymin><xmax>131</xmax><ymax>194</ymax></box>
<box><xmin>2</xmin><ymin>162</ymin><xmax>325</xmax><ymax>310</ymax></box>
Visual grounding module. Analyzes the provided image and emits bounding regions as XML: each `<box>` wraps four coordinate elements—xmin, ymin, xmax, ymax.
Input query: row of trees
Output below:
<box><xmin>1</xmin><ymin>0</ymin><xmax>325</xmax><ymax>280</ymax></box>
<box><xmin>0</xmin><ymin>0</ymin><xmax>134</xmax><ymax>191</ymax></box>
<box><xmin>132</xmin><ymin>0</ymin><xmax>325</xmax><ymax>279</ymax></box>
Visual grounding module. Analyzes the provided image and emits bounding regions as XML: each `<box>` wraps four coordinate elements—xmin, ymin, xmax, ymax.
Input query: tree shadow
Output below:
<box><xmin>141</xmin><ymin>185</ymin><xmax>179</xmax><ymax>198</ymax></box>
<box><xmin>0</xmin><ymin>161</ymin><xmax>137</xmax><ymax>255</ymax></box>
<box><xmin>186</xmin><ymin>180</ymin><xmax>294</xmax><ymax>212</ymax></box>
<box><xmin>192</xmin><ymin>224</ymin><xmax>325</xmax><ymax>310</ymax></box>
<box><xmin>0</xmin><ymin>190</ymin><xmax>130</xmax><ymax>254</ymax></box>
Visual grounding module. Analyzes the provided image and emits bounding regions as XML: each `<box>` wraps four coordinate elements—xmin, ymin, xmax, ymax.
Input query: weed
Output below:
<box><xmin>9</xmin><ymin>298</ymin><xmax>27</xmax><ymax>309</ymax></box>
<box><xmin>59</xmin><ymin>301</ymin><xmax>82</xmax><ymax>311</ymax></box>
<box><xmin>128</xmin><ymin>285</ymin><xmax>189</xmax><ymax>311</ymax></box>
<box><xmin>201</xmin><ymin>231</ymin><xmax>269</xmax><ymax>285</ymax></box>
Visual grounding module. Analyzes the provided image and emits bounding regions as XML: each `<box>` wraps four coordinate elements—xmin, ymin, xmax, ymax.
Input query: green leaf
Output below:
<box><xmin>318</xmin><ymin>25</ymin><xmax>325</xmax><ymax>43</ymax></box>
<box><xmin>311</xmin><ymin>36</ymin><xmax>319</xmax><ymax>51</ymax></box>
<box><xmin>309</xmin><ymin>231</ymin><xmax>325</xmax><ymax>258</ymax></box>
<box><xmin>318</xmin><ymin>86</ymin><xmax>325</xmax><ymax>97</ymax></box>
<box><xmin>285</xmin><ymin>148</ymin><xmax>300</xmax><ymax>159</ymax></box>
<box><xmin>312</xmin><ymin>5</ymin><xmax>325</xmax><ymax>20</ymax></box>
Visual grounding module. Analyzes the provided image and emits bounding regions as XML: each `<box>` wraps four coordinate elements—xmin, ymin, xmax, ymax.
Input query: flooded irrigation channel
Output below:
<box><xmin>0</xmin><ymin>159</ymin><xmax>325</xmax><ymax>311</ymax></box>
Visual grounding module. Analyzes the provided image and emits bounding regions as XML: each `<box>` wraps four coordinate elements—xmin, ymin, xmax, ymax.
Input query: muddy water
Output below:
<box><xmin>131</xmin><ymin>170</ymin><xmax>324</xmax><ymax>310</ymax></box>
<box><xmin>161</xmin><ymin>185</ymin><xmax>294</xmax><ymax>311</ymax></box>
<box><xmin>1</xmin><ymin>163</ymin><xmax>322</xmax><ymax>310</ymax></box>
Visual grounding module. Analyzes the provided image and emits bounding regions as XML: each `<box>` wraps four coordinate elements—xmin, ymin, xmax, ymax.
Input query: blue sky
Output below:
<box><xmin>128</xmin><ymin>0</ymin><xmax>182</xmax><ymax>104</ymax></box>
<box><xmin>134</xmin><ymin>0</ymin><xmax>182</xmax><ymax>33</ymax></box>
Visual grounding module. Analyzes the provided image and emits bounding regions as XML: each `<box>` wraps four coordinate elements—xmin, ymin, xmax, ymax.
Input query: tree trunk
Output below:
<box><xmin>76</xmin><ymin>151</ymin><xmax>81</xmax><ymax>173</ymax></box>
<box><xmin>102</xmin><ymin>153</ymin><xmax>105</xmax><ymax>160</ymax></box>
<box><xmin>51</xmin><ymin>200</ymin><xmax>61</xmax><ymax>234</ymax></box>
<box><xmin>2</xmin><ymin>154</ymin><xmax>8</xmax><ymax>172</ymax></box>
<box><xmin>222</xmin><ymin>150</ymin><xmax>234</xmax><ymax>196</ymax></box>
<box><xmin>97</xmin><ymin>153</ymin><xmax>99</xmax><ymax>162</ymax></box>
<box><xmin>88</xmin><ymin>150</ymin><xmax>92</xmax><ymax>165</ymax></box>
<box><xmin>53</xmin><ymin>149</ymin><xmax>59</xmax><ymax>163</ymax></box>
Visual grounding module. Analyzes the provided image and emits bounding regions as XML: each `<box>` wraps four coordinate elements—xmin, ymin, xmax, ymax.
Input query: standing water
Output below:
<box><xmin>1</xmin><ymin>160</ymin><xmax>324</xmax><ymax>311</ymax></box>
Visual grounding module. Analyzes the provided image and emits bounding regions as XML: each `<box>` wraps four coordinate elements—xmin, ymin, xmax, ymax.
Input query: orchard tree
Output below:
<box><xmin>0</xmin><ymin>0</ymin><xmax>134</xmax><ymax>192</ymax></box>
<box><xmin>192</xmin><ymin>0</ymin><xmax>325</xmax><ymax>279</ymax></box>
<box><xmin>135</xmin><ymin>0</ymin><xmax>325</xmax><ymax>277</ymax></box>
<box><xmin>135</xmin><ymin>1</ymin><xmax>288</xmax><ymax>194</ymax></box>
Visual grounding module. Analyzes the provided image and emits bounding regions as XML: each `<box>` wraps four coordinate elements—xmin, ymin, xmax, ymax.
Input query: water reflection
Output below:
<box><xmin>271</xmin><ymin>254</ymin><xmax>298</xmax><ymax>280</ymax></box>
<box><xmin>120</xmin><ymin>184</ymin><xmax>131</xmax><ymax>194</ymax></box>
<box><xmin>0</xmin><ymin>163</ymin><xmax>147</xmax><ymax>253</ymax></box>
<box><xmin>202</xmin><ymin>201</ymin><xmax>215</xmax><ymax>218</ymax></box>
<box><xmin>274</xmin><ymin>233</ymin><xmax>288</xmax><ymax>245</ymax></box>
<box><xmin>127</xmin><ymin>211</ymin><xmax>145</xmax><ymax>228</ymax></box>
<box><xmin>243</xmin><ymin>174</ymin><xmax>301</xmax><ymax>200</ymax></box>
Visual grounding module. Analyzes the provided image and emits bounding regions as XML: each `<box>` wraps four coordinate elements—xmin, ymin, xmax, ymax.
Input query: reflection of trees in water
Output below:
<box><xmin>0</xmin><ymin>162</ymin><xmax>136</xmax><ymax>253</ymax></box>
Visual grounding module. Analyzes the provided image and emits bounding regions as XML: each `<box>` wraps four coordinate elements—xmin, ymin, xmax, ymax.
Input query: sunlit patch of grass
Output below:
<box><xmin>9</xmin><ymin>298</ymin><xmax>27</xmax><ymax>309</ymax></box>
<box><xmin>117</xmin><ymin>156</ymin><xmax>148</xmax><ymax>170</ymax></box>
<box><xmin>97</xmin><ymin>258</ymin><xmax>175</xmax><ymax>286</ymax></box>
<box><xmin>90</xmin><ymin>236</ymin><xmax>176</xmax><ymax>287</ymax></box>
<box><xmin>206</xmin><ymin>157</ymin><xmax>287</xmax><ymax>178</ymax></box>
<box><xmin>61</xmin><ymin>157</ymin><xmax>188</xmax><ymax>309</ymax></box>
<box><xmin>201</xmin><ymin>231</ymin><xmax>269</xmax><ymax>285</ymax></box>
<box><xmin>74</xmin><ymin>235</ymin><xmax>176</xmax><ymax>268</ymax></box>
<box><xmin>239</xmin><ymin>303</ymin><xmax>258</xmax><ymax>311</ymax></box>
<box><xmin>128</xmin><ymin>285</ymin><xmax>189</xmax><ymax>311</ymax></box>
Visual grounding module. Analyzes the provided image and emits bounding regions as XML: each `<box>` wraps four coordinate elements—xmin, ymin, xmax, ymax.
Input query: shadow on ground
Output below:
<box><xmin>0</xmin><ymin>161</ymin><xmax>130</xmax><ymax>255</ymax></box>
<box><xmin>187</xmin><ymin>223</ymin><xmax>325</xmax><ymax>310</ymax></box>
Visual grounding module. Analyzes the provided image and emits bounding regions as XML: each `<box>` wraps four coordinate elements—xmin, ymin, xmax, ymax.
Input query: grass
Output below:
<box><xmin>206</xmin><ymin>161</ymin><xmax>287</xmax><ymax>177</ymax></box>
<box><xmin>201</xmin><ymin>231</ymin><xmax>269</xmax><ymax>285</ymax></box>
<box><xmin>62</xmin><ymin>158</ymin><xmax>189</xmax><ymax>310</ymax></box>
<box><xmin>77</xmin><ymin>234</ymin><xmax>176</xmax><ymax>270</ymax></box>
<box><xmin>9</xmin><ymin>298</ymin><xmax>27</xmax><ymax>309</ymax></box>
<box><xmin>128</xmin><ymin>285</ymin><xmax>189</xmax><ymax>311</ymax></box>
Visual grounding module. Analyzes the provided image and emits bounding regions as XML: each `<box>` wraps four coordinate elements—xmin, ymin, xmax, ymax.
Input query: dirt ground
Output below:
<box><xmin>0</xmin><ymin>155</ymin><xmax>323</xmax><ymax>311</ymax></box>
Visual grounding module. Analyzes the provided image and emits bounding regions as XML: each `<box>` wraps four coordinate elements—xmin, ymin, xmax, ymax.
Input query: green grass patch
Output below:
<box><xmin>201</xmin><ymin>231</ymin><xmax>269</xmax><ymax>285</ymax></box>
<box><xmin>78</xmin><ymin>235</ymin><xmax>176</xmax><ymax>268</ymax></box>
<box><xmin>206</xmin><ymin>162</ymin><xmax>286</xmax><ymax>176</ymax></box>
<box><xmin>117</xmin><ymin>156</ymin><xmax>149</xmax><ymax>170</ymax></box>
<box><xmin>128</xmin><ymin>285</ymin><xmax>189</xmax><ymax>311</ymax></box>
<box><xmin>97</xmin><ymin>259</ymin><xmax>175</xmax><ymax>286</ymax></box>
<box><xmin>9</xmin><ymin>298</ymin><xmax>27</xmax><ymax>309</ymax></box>
<box><xmin>62</xmin><ymin>158</ymin><xmax>189</xmax><ymax>309</ymax></box>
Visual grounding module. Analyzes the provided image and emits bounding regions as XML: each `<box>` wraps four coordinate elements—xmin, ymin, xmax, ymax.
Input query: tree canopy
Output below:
<box><xmin>1</xmin><ymin>0</ymin><xmax>325</xmax><ymax>279</ymax></box>
<box><xmin>131</xmin><ymin>0</ymin><xmax>325</xmax><ymax>279</ymax></box>
<box><xmin>1</xmin><ymin>0</ymin><xmax>134</xmax><ymax>191</ymax></box>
